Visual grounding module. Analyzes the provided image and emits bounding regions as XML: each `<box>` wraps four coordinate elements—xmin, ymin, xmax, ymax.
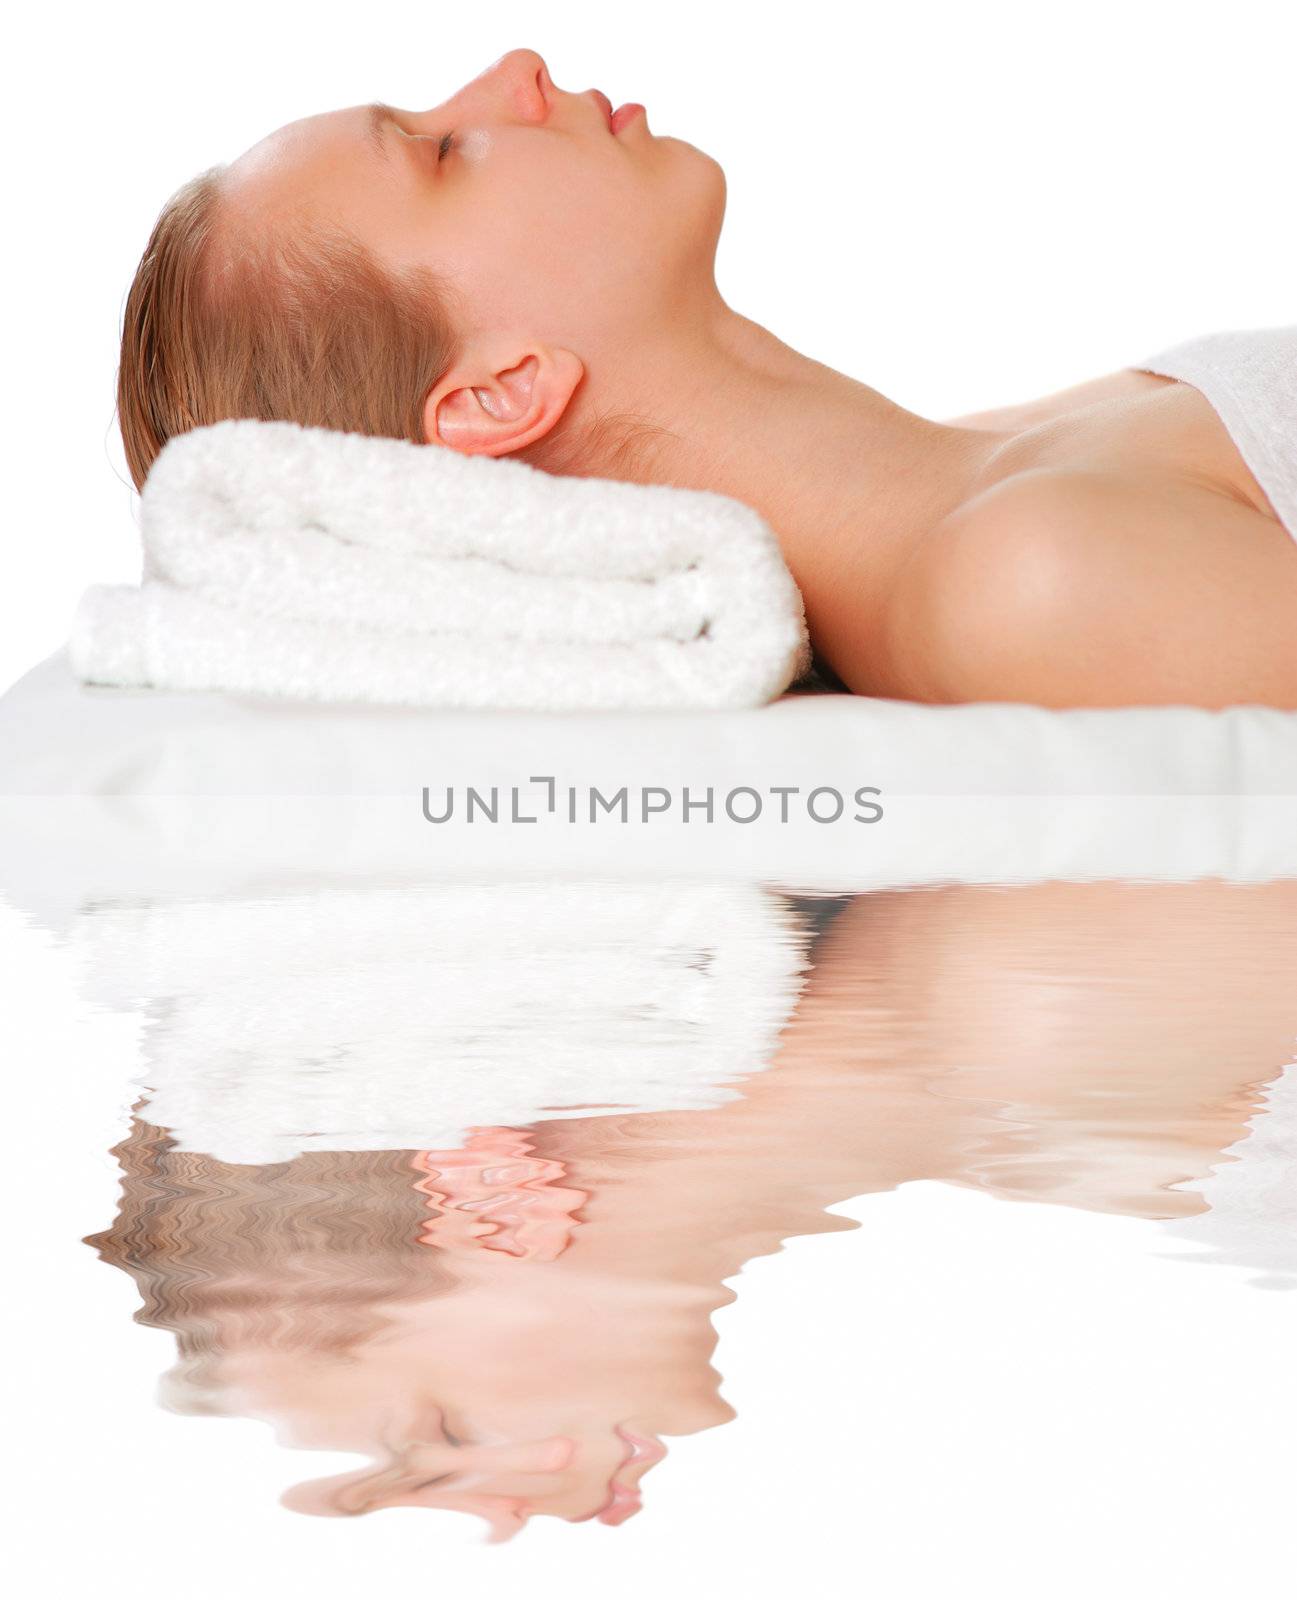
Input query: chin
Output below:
<box><xmin>666</xmin><ymin>133</ymin><xmax>726</xmax><ymax>191</ymax></box>
<box><xmin>663</xmin><ymin>141</ymin><xmax>727</xmax><ymax>261</ymax></box>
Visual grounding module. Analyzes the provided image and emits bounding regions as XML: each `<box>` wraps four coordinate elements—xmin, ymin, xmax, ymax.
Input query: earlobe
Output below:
<box><xmin>422</xmin><ymin>346</ymin><xmax>585</xmax><ymax>456</ymax></box>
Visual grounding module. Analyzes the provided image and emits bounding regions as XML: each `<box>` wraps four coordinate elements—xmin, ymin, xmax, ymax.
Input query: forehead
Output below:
<box><xmin>223</xmin><ymin>105</ymin><xmax>385</xmax><ymax>214</ymax></box>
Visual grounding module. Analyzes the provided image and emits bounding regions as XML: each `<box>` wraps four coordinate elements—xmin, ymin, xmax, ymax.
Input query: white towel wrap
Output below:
<box><xmin>1161</xmin><ymin>1059</ymin><xmax>1297</xmax><ymax>1288</ymax></box>
<box><xmin>1137</xmin><ymin>324</ymin><xmax>1297</xmax><ymax>540</ymax></box>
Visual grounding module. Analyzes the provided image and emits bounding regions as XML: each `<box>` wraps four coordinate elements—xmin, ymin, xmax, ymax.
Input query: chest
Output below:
<box><xmin>991</xmin><ymin>382</ymin><xmax>1276</xmax><ymax>521</ymax></box>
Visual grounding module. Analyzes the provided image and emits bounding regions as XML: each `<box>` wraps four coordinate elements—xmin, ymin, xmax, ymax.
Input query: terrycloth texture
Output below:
<box><xmin>1137</xmin><ymin>325</ymin><xmax>1297</xmax><ymax>539</ymax></box>
<box><xmin>68</xmin><ymin>419</ymin><xmax>811</xmax><ymax>711</ymax></box>
<box><xmin>71</xmin><ymin>880</ymin><xmax>811</xmax><ymax>1165</ymax></box>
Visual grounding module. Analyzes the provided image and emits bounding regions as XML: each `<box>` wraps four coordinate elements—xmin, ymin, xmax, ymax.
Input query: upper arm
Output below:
<box><xmin>880</xmin><ymin>471</ymin><xmax>1297</xmax><ymax>709</ymax></box>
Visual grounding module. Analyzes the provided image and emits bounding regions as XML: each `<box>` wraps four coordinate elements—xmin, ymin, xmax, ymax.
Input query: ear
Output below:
<box><xmin>422</xmin><ymin>344</ymin><xmax>585</xmax><ymax>455</ymax></box>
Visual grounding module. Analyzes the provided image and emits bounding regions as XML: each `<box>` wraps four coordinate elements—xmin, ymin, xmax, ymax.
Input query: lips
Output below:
<box><xmin>590</xmin><ymin>1425</ymin><xmax>668</xmax><ymax>1525</ymax></box>
<box><xmin>588</xmin><ymin>88</ymin><xmax>644</xmax><ymax>135</ymax></box>
<box><xmin>609</xmin><ymin>102</ymin><xmax>645</xmax><ymax>134</ymax></box>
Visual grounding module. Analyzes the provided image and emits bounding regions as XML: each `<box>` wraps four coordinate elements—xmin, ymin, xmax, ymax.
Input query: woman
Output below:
<box><xmin>117</xmin><ymin>49</ymin><xmax>1297</xmax><ymax>709</ymax></box>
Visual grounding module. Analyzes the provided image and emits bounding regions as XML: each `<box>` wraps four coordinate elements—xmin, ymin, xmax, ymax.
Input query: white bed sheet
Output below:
<box><xmin>5</xmin><ymin>649</ymin><xmax>1297</xmax><ymax>798</ymax></box>
<box><xmin>1</xmin><ymin>649</ymin><xmax>1295</xmax><ymax>926</ymax></box>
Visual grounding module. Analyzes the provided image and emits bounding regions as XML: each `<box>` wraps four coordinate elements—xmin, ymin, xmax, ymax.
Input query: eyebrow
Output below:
<box><xmin>364</xmin><ymin>101</ymin><xmax>400</xmax><ymax>166</ymax></box>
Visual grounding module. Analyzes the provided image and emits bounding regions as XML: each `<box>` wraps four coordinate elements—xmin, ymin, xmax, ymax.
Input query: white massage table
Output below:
<box><xmin>1</xmin><ymin>647</ymin><xmax>1295</xmax><ymax>926</ymax></box>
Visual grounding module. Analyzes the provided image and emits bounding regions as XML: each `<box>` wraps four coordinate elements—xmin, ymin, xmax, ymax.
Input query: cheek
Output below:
<box><xmin>437</xmin><ymin>147</ymin><xmax>722</xmax><ymax>328</ymax></box>
<box><xmin>508</xmin><ymin>155</ymin><xmax>647</xmax><ymax>263</ymax></box>
<box><xmin>437</xmin><ymin>188</ymin><xmax>644</xmax><ymax>324</ymax></box>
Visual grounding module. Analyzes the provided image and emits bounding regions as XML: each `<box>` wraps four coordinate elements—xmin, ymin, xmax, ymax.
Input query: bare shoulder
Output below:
<box><xmin>877</xmin><ymin>467</ymin><xmax>1297</xmax><ymax>709</ymax></box>
<box><xmin>948</xmin><ymin>369</ymin><xmax>1175</xmax><ymax>433</ymax></box>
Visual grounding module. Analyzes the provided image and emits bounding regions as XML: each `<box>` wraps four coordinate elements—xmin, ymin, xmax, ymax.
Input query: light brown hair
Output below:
<box><xmin>116</xmin><ymin>167</ymin><xmax>464</xmax><ymax>493</ymax></box>
<box><xmin>85</xmin><ymin>1116</ymin><xmax>456</xmax><ymax>1411</ymax></box>
<box><xmin>116</xmin><ymin>165</ymin><xmax>669</xmax><ymax>493</ymax></box>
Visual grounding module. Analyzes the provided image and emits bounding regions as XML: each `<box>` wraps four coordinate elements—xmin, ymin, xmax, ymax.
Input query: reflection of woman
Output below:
<box><xmin>116</xmin><ymin>49</ymin><xmax>1297</xmax><ymax>708</ymax></box>
<box><xmin>86</xmin><ymin>1121</ymin><xmax>728</xmax><ymax>1541</ymax></box>
<box><xmin>88</xmin><ymin>879</ymin><xmax>1297</xmax><ymax>1539</ymax></box>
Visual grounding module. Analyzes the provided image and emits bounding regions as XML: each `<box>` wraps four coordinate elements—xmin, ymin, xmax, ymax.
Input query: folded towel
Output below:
<box><xmin>70</xmin><ymin>419</ymin><xmax>811</xmax><ymax>711</ymax></box>
<box><xmin>72</xmin><ymin>879</ymin><xmax>812</xmax><ymax>1164</ymax></box>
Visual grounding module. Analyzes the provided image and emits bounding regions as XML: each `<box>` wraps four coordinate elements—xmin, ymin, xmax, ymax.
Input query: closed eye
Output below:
<box><xmin>403</xmin><ymin>128</ymin><xmax>457</xmax><ymax>167</ymax></box>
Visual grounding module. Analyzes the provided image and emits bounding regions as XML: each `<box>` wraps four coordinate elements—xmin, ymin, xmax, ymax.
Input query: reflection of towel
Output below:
<box><xmin>68</xmin><ymin>419</ymin><xmax>810</xmax><ymax>710</ymax></box>
<box><xmin>1160</xmin><ymin>1060</ymin><xmax>1297</xmax><ymax>1288</ymax></box>
<box><xmin>1137</xmin><ymin>326</ymin><xmax>1297</xmax><ymax>539</ymax></box>
<box><xmin>74</xmin><ymin>879</ymin><xmax>811</xmax><ymax>1164</ymax></box>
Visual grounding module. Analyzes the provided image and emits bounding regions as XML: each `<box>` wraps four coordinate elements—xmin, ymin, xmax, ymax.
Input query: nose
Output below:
<box><xmin>492</xmin><ymin>47</ymin><xmax>550</xmax><ymax>89</ymax></box>
<box><xmin>458</xmin><ymin>47</ymin><xmax>551</xmax><ymax>122</ymax></box>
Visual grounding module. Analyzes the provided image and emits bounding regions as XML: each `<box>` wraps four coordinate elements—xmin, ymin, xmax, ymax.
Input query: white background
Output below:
<box><xmin>4</xmin><ymin>3</ymin><xmax>1297</xmax><ymax>1593</ymax></box>
<box><xmin>2</xmin><ymin>0</ymin><xmax>1295</xmax><ymax>697</ymax></box>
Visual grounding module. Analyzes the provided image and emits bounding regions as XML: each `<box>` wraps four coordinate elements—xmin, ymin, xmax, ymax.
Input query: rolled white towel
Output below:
<box><xmin>70</xmin><ymin>418</ymin><xmax>811</xmax><ymax>711</ymax></box>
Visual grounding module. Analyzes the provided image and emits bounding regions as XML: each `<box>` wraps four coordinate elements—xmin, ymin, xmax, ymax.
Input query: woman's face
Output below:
<box><xmin>221</xmin><ymin>48</ymin><xmax>728</xmax><ymax>347</ymax></box>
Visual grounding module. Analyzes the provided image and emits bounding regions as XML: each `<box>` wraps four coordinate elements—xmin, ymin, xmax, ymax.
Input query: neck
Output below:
<box><xmin>549</xmin><ymin>296</ymin><xmax>1003</xmax><ymax>684</ymax></box>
